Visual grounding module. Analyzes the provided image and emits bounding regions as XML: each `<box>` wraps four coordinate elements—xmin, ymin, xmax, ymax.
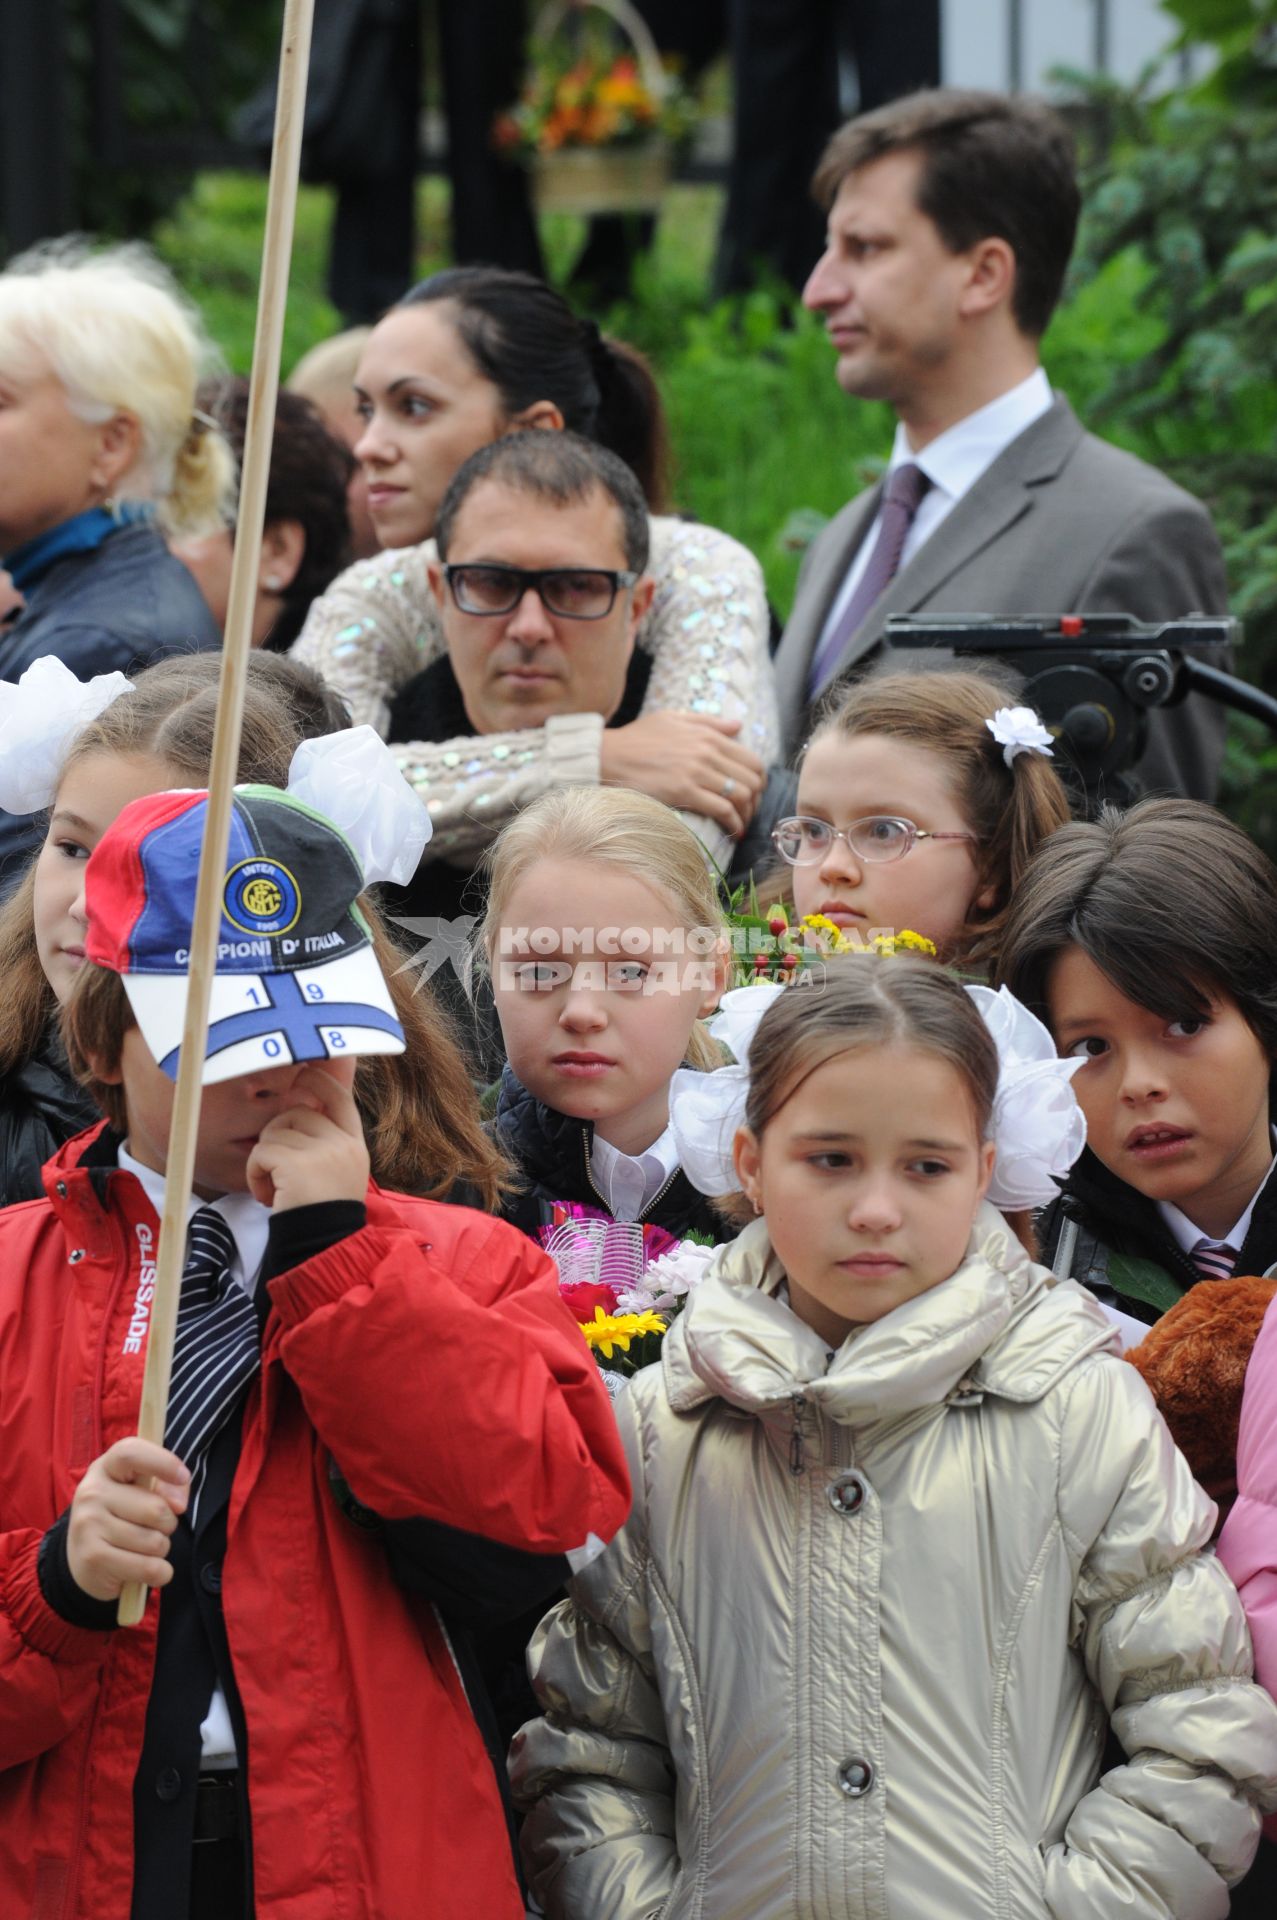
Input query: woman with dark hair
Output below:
<box><xmin>173</xmin><ymin>375</ymin><xmax>356</xmax><ymax>654</ymax></box>
<box><xmin>292</xmin><ymin>266</ymin><xmax>777</xmax><ymax>876</ymax></box>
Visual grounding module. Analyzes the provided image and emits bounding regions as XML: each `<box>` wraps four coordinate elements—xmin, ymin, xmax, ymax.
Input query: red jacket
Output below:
<box><xmin>0</xmin><ymin>1128</ymin><xmax>630</xmax><ymax>1919</ymax></box>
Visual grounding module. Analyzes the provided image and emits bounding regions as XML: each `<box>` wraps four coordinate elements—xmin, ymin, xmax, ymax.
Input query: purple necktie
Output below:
<box><xmin>807</xmin><ymin>462</ymin><xmax>932</xmax><ymax>699</ymax></box>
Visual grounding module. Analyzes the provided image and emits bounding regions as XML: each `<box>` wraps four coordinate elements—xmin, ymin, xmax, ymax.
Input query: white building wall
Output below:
<box><xmin>940</xmin><ymin>0</ymin><xmax>1208</xmax><ymax>93</ymax></box>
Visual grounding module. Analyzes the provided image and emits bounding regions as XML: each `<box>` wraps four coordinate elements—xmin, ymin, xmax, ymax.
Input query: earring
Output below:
<box><xmin>264</xmin><ymin>573</ymin><xmax>283</xmax><ymax>592</ymax></box>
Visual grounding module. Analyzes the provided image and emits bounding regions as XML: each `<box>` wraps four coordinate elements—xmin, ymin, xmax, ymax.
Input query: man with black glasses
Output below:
<box><xmin>380</xmin><ymin>431</ymin><xmax>770</xmax><ymax>925</ymax></box>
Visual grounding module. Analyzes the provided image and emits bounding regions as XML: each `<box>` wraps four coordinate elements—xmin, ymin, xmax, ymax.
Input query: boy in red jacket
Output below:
<box><xmin>0</xmin><ymin>784</ymin><xmax>629</xmax><ymax>1920</ymax></box>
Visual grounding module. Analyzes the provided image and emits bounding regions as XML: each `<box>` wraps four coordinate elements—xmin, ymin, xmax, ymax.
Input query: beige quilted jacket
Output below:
<box><xmin>511</xmin><ymin>1208</ymin><xmax>1277</xmax><ymax>1920</ymax></box>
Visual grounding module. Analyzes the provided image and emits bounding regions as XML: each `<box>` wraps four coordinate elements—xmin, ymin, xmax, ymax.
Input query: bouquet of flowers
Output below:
<box><xmin>494</xmin><ymin>42</ymin><xmax>692</xmax><ymax>160</ymax></box>
<box><xmin>723</xmin><ymin>881</ymin><xmax>937</xmax><ymax>988</ymax></box>
<box><xmin>542</xmin><ymin>1206</ymin><xmax>716</xmax><ymax>1395</ymax></box>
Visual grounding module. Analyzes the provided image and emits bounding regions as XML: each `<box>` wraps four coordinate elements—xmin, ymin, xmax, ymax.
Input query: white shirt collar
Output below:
<box><xmin>589</xmin><ymin>1125</ymin><xmax>679</xmax><ymax>1223</ymax></box>
<box><xmin>1157</xmin><ymin>1132</ymin><xmax>1277</xmax><ymax>1256</ymax></box>
<box><xmin>117</xmin><ymin>1144</ymin><xmax>273</xmax><ymax>1296</ymax></box>
<box><xmin>888</xmin><ymin>366</ymin><xmax>1053</xmax><ymax>505</ymax></box>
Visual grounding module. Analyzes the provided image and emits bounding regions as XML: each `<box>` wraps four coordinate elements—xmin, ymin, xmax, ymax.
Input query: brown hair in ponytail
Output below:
<box><xmin>808</xmin><ymin>660</ymin><xmax>1071</xmax><ymax>971</ymax></box>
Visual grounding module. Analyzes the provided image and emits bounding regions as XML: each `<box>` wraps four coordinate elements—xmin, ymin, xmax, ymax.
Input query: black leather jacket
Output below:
<box><xmin>0</xmin><ymin>1028</ymin><xmax>100</xmax><ymax>1209</ymax></box>
<box><xmin>1039</xmin><ymin>1146</ymin><xmax>1277</xmax><ymax>1326</ymax></box>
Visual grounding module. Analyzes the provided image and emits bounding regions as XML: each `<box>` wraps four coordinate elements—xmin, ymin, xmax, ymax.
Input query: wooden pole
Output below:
<box><xmin>118</xmin><ymin>0</ymin><xmax>316</xmax><ymax>1626</ymax></box>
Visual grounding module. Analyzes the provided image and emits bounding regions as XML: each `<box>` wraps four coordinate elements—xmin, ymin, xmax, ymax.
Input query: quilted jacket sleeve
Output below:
<box><xmin>1045</xmin><ymin>1355</ymin><xmax>1277</xmax><ymax>1919</ymax></box>
<box><xmin>267</xmin><ymin>1202</ymin><xmax>630</xmax><ymax>1558</ymax></box>
<box><xmin>509</xmin><ymin>1384</ymin><xmax>678</xmax><ymax>1920</ymax></box>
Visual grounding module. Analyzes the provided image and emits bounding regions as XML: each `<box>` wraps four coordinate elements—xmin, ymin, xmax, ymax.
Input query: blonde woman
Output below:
<box><xmin>0</xmin><ymin>241</ymin><xmax>236</xmax><ymax>875</ymax></box>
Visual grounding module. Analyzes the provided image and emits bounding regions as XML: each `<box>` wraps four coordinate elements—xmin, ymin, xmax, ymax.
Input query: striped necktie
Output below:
<box><xmin>164</xmin><ymin>1205</ymin><xmax>262</xmax><ymax>1522</ymax></box>
<box><xmin>1191</xmin><ymin>1237</ymin><xmax>1238</xmax><ymax>1281</ymax></box>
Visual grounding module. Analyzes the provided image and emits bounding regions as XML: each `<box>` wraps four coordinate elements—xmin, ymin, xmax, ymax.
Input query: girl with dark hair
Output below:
<box><xmin>292</xmin><ymin>265</ymin><xmax>777</xmax><ymax>877</ymax></box>
<box><xmin>997</xmin><ymin>798</ymin><xmax>1277</xmax><ymax>1324</ymax></box>
<box><xmin>511</xmin><ymin>957</ymin><xmax>1277</xmax><ymax>1918</ymax></box>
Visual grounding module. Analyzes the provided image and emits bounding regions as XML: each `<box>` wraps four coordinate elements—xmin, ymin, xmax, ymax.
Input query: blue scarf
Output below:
<box><xmin>5</xmin><ymin>503</ymin><xmax>153</xmax><ymax>594</ymax></box>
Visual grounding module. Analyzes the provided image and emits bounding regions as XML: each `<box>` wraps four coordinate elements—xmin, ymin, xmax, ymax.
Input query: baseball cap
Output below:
<box><xmin>84</xmin><ymin>785</ymin><xmax>405</xmax><ymax>1085</ymax></box>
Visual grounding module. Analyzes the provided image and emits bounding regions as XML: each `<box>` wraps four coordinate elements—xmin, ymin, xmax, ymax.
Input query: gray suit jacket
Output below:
<box><xmin>774</xmin><ymin>397</ymin><xmax>1231</xmax><ymax>800</ymax></box>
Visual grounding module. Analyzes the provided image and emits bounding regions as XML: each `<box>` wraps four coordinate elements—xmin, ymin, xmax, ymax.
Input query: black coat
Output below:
<box><xmin>492</xmin><ymin>1066</ymin><xmax>727</xmax><ymax>1244</ymax></box>
<box><xmin>0</xmin><ymin>520</ymin><xmax>219</xmax><ymax>887</ymax></box>
<box><xmin>1039</xmin><ymin>1145</ymin><xmax>1277</xmax><ymax>1326</ymax></box>
<box><xmin>0</xmin><ymin>1029</ymin><xmax>100</xmax><ymax>1209</ymax></box>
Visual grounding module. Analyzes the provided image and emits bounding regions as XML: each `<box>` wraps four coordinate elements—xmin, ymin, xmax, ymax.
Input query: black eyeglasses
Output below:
<box><xmin>772</xmin><ymin>814</ymin><xmax>976</xmax><ymax>866</ymax></box>
<box><xmin>442</xmin><ymin>563</ymin><xmax>638</xmax><ymax>620</ymax></box>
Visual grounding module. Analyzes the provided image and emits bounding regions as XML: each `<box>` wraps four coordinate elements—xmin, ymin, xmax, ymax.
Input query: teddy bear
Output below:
<box><xmin>1125</xmin><ymin>1275</ymin><xmax>1277</xmax><ymax>1523</ymax></box>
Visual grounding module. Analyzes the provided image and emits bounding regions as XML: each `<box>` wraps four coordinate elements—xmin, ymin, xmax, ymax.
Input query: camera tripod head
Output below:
<box><xmin>883</xmin><ymin>613</ymin><xmax>1254</xmax><ymax>808</ymax></box>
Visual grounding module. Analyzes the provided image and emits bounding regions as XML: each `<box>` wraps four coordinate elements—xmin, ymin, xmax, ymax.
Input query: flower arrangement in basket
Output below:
<box><xmin>493</xmin><ymin>0</ymin><xmax>693</xmax><ymax>215</ymax></box>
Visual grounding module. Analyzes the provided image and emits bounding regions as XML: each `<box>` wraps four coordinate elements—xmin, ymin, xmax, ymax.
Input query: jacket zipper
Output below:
<box><xmin>67</xmin><ymin>1190</ymin><xmax>134</xmax><ymax>1917</ymax></box>
<box><xmin>789</xmin><ymin>1393</ymin><xmax>809</xmax><ymax>1475</ymax></box>
<box><xmin>581</xmin><ymin>1126</ymin><xmax>682</xmax><ymax>1223</ymax></box>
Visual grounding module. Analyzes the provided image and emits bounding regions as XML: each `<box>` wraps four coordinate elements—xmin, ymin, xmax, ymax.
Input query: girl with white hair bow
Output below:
<box><xmin>512</xmin><ymin>957</ymin><xmax>1277</xmax><ymax>1920</ymax></box>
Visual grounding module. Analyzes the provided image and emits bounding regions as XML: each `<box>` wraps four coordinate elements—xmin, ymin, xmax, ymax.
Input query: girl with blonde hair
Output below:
<box><xmin>0</xmin><ymin>241</ymin><xmax>235</xmax><ymax>874</ymax></box>
<box><xmin>482</xmin><ymin>785</ymin><xmax>731</xmax><ymax>1244</ymax></box>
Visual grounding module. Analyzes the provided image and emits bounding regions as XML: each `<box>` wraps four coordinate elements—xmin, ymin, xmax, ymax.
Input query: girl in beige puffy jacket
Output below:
<box><xmin>511</xmin><ymin>961</ymin><xmax>1277</xmax><ymax>1920</ymax></box>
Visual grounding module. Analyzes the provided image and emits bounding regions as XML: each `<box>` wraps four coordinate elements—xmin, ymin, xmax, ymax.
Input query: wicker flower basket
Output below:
<box><xmin>529</xmin><ymin>0</ymin><xmax>673</xmax><ymax>216</ymax></box>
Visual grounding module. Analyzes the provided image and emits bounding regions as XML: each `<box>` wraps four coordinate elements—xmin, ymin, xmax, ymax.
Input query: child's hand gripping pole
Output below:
<box><xmin>117</xmin><ymin>0</ymin><xmax>317</xmax><ymax>1627</ymax></box>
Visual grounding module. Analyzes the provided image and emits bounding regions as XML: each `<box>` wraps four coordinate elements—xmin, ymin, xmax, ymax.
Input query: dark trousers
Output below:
<box><xmin>715</xmin><ymin>0</ymin><xmax>942</xmax><ymax>297</ymax></box>
<box><xmin>189</xmin><ymin>1839</ymin><xmax>247</xmax><ymax>1920</ymax></box>
<box><xmin>437</xmin><ymin>0</ymin><xmax>544</xmax><ymax>274</ymax></box>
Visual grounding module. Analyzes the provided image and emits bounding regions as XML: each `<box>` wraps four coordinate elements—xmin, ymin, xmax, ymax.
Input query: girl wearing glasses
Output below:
<box><xmin>775</xmin><ymin>664</ymin><xmax>1070</xmax><ymax>968</ymax></box>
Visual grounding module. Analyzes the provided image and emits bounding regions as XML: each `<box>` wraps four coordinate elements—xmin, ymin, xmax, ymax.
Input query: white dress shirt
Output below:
<box><xmin>816</xmin><ymin>366</ymin><xmax>1055</xmax><ymax>657</ymax></box>
<box><xmin>588</xmin><ymin>1126</ymin><xmax>680</xmax><ymax>1222</ymax></box>
<box><xmin>118</xmin><ymin>1146</ymin><xmax>273</xmax><ymax>1769</ymax></box>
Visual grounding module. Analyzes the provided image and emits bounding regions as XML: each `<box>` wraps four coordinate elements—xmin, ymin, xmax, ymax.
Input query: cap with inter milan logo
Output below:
<box><xmin>84</xmin><ymin>785</ymin><xmax>405</xmax><ymax>1085</ymax></box>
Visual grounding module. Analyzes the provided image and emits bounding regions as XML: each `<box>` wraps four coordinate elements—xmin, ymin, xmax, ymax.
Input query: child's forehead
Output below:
<box><xmin>500</xmin><ymin>854</ymin><xmax>690</xmax><ymax>929</ymax></box>
<box><xmin>1044</xmin><ymin>943</ymin><xmax>1218</xmax><ymax>1024</ymax></box>
<box><xmin>801</xmin><ymin>729</ymin><xmax>963</xmax><ymax>808</ymax></box>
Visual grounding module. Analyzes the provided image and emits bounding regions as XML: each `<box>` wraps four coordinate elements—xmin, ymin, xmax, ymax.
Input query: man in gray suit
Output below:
<box><xmin>775</xmin><ymin>89</ymin><xmax>1229</xmax><ymax>800</ymax></box>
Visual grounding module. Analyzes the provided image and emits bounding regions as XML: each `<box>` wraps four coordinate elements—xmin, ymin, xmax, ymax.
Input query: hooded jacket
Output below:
<box><xmin>493</xmin><ymin>1067</ymin><xmax>726</xmax><ymax>1245</ymax></box>
<box><xmin>512</xmin><ymin>1206</ymin><xmax>1277</xmax><ymax>1920</ymax></box>
<box><xmin>0</xmin><ymin>1127</ymin><xmax>630</xmax><ymax>1920</ymax></box>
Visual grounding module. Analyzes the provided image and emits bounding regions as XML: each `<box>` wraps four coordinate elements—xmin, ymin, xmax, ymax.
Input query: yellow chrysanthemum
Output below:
<box><xmin>799</xmin><ymin>913</ymin><xmax>858</xmax><ymax>954</ymax></box>
<box><xmin>579</xmin><ymin>1307</ymin><xmax>667</xmax><ymax>1360</ymax></box>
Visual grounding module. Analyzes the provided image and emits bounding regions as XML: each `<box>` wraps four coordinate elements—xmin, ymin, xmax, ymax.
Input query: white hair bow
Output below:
<box><xmin>985</xmin><ymin>705</ymin><xmax>1054</xmax><ymax>769</ymax></box>
<box><xmin>0</xmin><ymin>657</ymin><xmax>134</xmax><ymax>814</ymax></box>
<box><xmin>668</xmin><ymin>980</ymin><xmax>1084</xmax><ymax>1210</ymax></box>
<box><xmin>287</xmin><ymin>725</ymin><xmax>432</xmax><ymax>887</ymax></box>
